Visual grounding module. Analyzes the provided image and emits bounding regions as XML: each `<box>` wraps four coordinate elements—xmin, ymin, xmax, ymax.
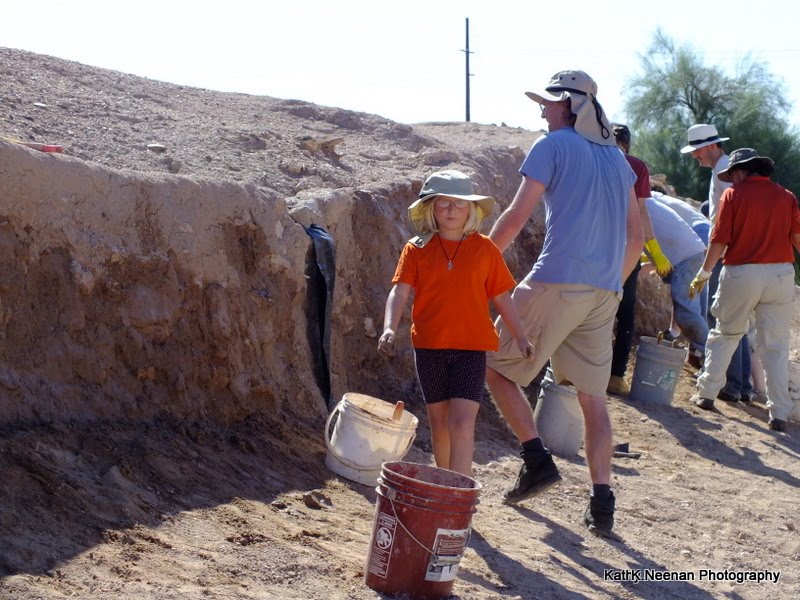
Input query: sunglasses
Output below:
<box><xmin>434</xmin><ymin>198</ymin><xmax>470</xmax><ymax>209</ymax></box>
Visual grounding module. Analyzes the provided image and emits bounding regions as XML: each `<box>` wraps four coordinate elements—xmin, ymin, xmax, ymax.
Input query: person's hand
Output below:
<box><xmin>378</xmin><ymin>329</ymin><xmax>395</xmax><ymax>355</ymax></box>
<box><xmin>517</xmin><ymin>337</ymin><xmax>535</xmax><ymax>361</ymax></box>
<box><xmin>644</xmin><ymin>239</ymin><xmax>673</xmax><ymax>277</ymax></box>
<box><xmin>689</xmin><ymin>269</ymin><xmax>712</xmax><ymax>299</ymax></box>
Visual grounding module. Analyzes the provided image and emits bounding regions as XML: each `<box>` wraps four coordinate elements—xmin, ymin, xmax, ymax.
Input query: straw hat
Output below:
<box><xmin>679</xmin><ymin>124</ymin><xmax>729</xmax><ymax>154</ymax></box>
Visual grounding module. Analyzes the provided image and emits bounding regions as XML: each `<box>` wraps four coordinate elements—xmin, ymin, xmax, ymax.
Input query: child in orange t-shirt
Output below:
<box><xmin>378</xmin><ymin>170</ymin><xmax>532</xmax><ymax>476</ymax></box>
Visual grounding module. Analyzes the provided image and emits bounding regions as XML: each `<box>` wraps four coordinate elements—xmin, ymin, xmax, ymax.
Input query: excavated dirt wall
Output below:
<box><xmin>1</xmin><ymin>135</ymin><xmax>682</xmax><ymax>427</ymax></box>
<box><xmin>0</xmin><ymin>141</ymin><xmax>320</xmax><ymax>425</ymax></box>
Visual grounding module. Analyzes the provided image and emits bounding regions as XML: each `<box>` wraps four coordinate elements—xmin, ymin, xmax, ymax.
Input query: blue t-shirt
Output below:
<box><xmin>519</xmin><ymin>127</ymin><xmax>635</xmax><ymax>292</ymax></box>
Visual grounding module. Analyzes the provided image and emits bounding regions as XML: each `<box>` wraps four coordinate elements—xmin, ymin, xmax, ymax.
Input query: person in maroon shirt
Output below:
<box><xmin>607</xmin><ymin>124</ymin><xmax>673</xmax><ymax>396</ymax></box>
<box><xmin>689</xmin><ymin>148</ymin><xmax>800</xmax><ymax>431</ymax></box>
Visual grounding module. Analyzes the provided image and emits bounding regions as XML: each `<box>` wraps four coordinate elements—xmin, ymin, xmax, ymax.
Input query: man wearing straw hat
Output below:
<box><xmin>681</xmin><ymin>124</ymin><xmax>753</xmax><ymax>403</ymax></box>
<box><xmin>688</xmin><ymin>148</ymin><xmax>800</xmax><ymax>431</ymax></box>
<box><xmin>486</xmin><ymin>70</ymin><xmax>644</xmax><ymax>538</ymax></box>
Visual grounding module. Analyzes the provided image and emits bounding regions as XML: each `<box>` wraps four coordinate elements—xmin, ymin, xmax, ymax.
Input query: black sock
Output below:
<box><xmin>592</xmin><ymin>484</ymin><xmax>612</xmax><ymax>499</ymax></box>
<box><xmin>520</xmin><ymin>437</ymin><xmax>546</xmax><ymax>460</ymax></box>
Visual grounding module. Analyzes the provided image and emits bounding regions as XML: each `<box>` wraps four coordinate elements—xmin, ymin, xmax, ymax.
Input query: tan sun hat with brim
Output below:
<box><xmin>525</xmin><ymin>70</ymin><xmax>616</xmax><ymax>146</ymax></box>
<box><xmin>716</xmin><ymin>148</ymin><xmax>774</xmax><ymax>182</ymax></box>
<box><xmin>407</xmin><ymin>170</ymin><xmax>495</xmax><ymax>236</ymax></box>
<box><xmin>680</xmin><ymin>124</ymin><xmax>730</xmax><ymax>154</ymax></box>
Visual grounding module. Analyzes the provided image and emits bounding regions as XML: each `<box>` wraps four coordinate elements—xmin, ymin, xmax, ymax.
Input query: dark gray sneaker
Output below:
<box><xmin>717</xmin><ymin>389</ymin><xmax>740</xmax><ymax>403</ymax></box>
<box><xmin>584</xmin><ymin>491</ymin><xmax>617</xmax><ymax>539</ymax></box>
<box><xmin>691</xmin><ymin>394</ymin><xmax>715</xmax><ymax>410</ymax></box>
<box><xmin>768</xmin><ymin>418</ymin><xmax>786</xmax><ymax>432</ymax></box>
<box><xmin>502</xmin><ymin>452</ymin><xmax>562</xmax><ymax>505</ymax></box>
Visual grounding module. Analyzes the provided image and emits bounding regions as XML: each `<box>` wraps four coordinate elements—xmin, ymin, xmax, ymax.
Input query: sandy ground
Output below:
<box><xmin>2</xmin><ymin>356</ymin><xmax>798</xmax><ymax>600</ymax></box>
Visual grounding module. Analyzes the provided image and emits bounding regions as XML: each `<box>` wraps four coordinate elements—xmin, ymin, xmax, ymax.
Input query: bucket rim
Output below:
<box><xmin>381</xmin><ymin>461</ymin><xmax>483</xmax><ymax>492</ymax></box>
<box><xmin>338</xmin><ymin>393</ymin><xmax>420</xmax><ymax>429</ymax></box>
<box><xmin>375</xmin><ymin>484</ymin><xmax>481</xmax><ymax>514</ymax></box>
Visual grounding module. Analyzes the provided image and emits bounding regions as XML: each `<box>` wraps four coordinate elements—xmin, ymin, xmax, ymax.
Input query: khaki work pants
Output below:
<box><xmin>697</xmin><ymin>263</ymin><xmax>796</xmax><ymax>420</ymax></box>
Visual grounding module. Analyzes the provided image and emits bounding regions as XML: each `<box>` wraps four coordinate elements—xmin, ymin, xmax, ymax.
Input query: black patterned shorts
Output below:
<box><xmin>414</xmin><ymin>348</ymin><xmax>487</xmax><ymax>404</ymax></box>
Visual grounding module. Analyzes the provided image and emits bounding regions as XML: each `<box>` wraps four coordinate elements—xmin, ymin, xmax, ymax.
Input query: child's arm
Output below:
<box><xmin>378</xmin><ymin>283</ymin><xmax>412</xmax><ymax>354</ymax></box>
<box><xmin>491</xmin><ymin>291</ymin><xmax>534</xmax><ymax>360</ymax></box>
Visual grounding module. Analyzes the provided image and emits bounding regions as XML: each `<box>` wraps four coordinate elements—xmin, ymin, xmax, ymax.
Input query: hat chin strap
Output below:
<box><xmin>589</xmin><ymin>97</ymin><xmax>611</xmax><ymax>140</ymax></box>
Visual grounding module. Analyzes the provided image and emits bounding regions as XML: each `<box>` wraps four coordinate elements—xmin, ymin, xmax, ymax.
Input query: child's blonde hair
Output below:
<box><xmin>418</xmin><ymin>197</ymin><xmax>483</xmax><ymax>235</ymax></box>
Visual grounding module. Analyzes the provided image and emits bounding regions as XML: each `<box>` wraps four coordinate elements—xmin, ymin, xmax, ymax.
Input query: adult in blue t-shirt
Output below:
<box><xmin>486</xmin><ymin>70</ymin><xmax>644</xmax><ymax>540</ymax></box>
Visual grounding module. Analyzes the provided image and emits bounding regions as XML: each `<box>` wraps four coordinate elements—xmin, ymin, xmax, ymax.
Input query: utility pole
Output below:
<box><xmin>462</xmin><ymin>18</ymin><xmax>473</xmax><ymax>122</ymax></box>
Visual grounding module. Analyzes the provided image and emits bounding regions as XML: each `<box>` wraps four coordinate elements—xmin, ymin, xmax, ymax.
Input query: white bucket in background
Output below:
<box><xmin>325</xmin><ymin>392</ymin><xmax>419</xmax><ymax>486</ymax></box>
<box><xmin>534</xmin><ymin>368</ymin><xmax>584</xmax><ymax>457</ymax></box>
<box><xmin>629</xmin><ymin>336</ymin><xmax>687</xmax><ymax>405</ymax></box>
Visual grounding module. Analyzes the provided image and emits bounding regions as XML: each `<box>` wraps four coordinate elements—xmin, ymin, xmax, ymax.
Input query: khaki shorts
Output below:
<box><xmin>487</xmin><ymin>281</ymin><xmax>620</xmax><ymax>397</ymax></box>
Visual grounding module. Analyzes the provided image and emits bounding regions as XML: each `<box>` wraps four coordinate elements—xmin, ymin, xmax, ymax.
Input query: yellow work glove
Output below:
<box><xmin>689</xmin><ymin>269</ymin><xmax>712</xmax><ymax>300</ymax></box>
<box><xmin>643</xmin><ymin>238</ymin><xmax>673</xmax><ymax>277</ymax></box>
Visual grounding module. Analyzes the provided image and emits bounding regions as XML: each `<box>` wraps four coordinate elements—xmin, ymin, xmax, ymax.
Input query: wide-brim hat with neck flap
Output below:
<box><xmin>716</xmin><ymin>148</ymin><xmax>774</xmax><ymax>182</ymax></box>
<box><xmin>525</xmin><ymin>70</ymin><xmax>615</xmax><ymax>146</ymax></box>
<box><xmin>680</xmin><ymin>123</ymin><xmax>730</xmax><ymax>154</ymax></box>
<box><xmin>407</xmin><ymin>170</ymin><xmax>495</xmax><ymax>235</ymax></box>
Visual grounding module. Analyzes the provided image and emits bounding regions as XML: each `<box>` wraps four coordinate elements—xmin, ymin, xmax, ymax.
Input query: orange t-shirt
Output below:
<box><xmin>711</xmin><ymin>176</ymin><xmax>800</xmax><ymax>265</ymax></box>
<box><xmin>392</xmin><ymin>233</ymin><xmax>516</xmax><ymax>351</ymax></box>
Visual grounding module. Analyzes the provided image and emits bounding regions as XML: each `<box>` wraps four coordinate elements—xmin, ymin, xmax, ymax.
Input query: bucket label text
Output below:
<box><xmin>425</xmin><ymin>528</ymin><xmax>470</xmax><ymax>582</ymax></box>
<box><xmin>368</xmin><ymin>511</ymin><xmax>397</xmax><ymax>578</ymax></box>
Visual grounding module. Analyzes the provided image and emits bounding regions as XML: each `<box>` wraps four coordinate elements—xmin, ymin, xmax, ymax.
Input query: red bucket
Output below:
<box><xmin>364</xmin><ymin>462</ymin><xmax>481</xmax><ymax>600</ymax></box>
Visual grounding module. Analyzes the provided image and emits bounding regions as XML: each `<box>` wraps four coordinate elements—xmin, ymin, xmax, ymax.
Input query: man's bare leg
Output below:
<box><xmin>577</xmin><ymin>392</ymin><xmax>612</xmax><ymax>484</ymax></box>
<box><xmin>485</xmin><ymin>367</ymin><xmax>539</xmax><ymax>442</ymax></box>
<box><xmin>577</xmin><ymin>391</ymin><xmax>616</xmax><ymax>538</ymax></box>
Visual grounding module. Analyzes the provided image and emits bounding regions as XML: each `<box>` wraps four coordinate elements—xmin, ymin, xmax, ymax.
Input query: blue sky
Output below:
<box><xmin>3</xmin><ymin>0</ymin><xmax>800</xmax><ymax>131</ymax></box>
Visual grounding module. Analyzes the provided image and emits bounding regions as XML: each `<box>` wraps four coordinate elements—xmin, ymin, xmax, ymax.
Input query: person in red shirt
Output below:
<box><xmin>378</xmin><ymin>170</ymin><xmax>533</xmax><ymax>475</ymax></box>
<box><xmin>689</xmin><ymin>149</ymin><xmax>800</xmax><ymax>431</ymax></box>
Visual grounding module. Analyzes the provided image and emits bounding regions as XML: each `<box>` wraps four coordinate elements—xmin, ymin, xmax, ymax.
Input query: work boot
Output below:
<box><xmin>717</xmin><ymin>389</ymin><xmax>740</xmax><ymax>403</ymax></box>
<box><xmin>607</xmin><ymin>375</ymin><xmax>630</xmax><ymax>396</ymax></box>
<box><xmin>503</xmin><ymin>451</ymin><xmax>561</xmax><ymax>505</ymax></box>
<box><xmin>686</xmin><ymin>350</ymin><xmax>704</xmax><ymax>370</ymax></box>
<box><xmin>768</xmin><ymin>418</ymin><xmax>787</xmax><ymax>432</ymax></box>
<box><xmin>691</xmin><ymin>394</ymin><xmax>715</xmax><ymax>410</ymax></box>
<box><xmin>583</xmin><ymin>491</ymin><xmax>616</xmax><ymax>538</ymax></box>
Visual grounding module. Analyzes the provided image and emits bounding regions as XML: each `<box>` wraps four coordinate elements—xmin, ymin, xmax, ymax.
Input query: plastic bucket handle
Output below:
<box><xmin>382</xmin><ymin>487</ymin><xmax>472</xmax><ymax>558</ymax></box>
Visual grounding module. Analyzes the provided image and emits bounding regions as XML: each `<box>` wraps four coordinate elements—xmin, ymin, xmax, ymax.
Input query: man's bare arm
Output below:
<box><xmin>489</xmin><ymin>176</ymin><xmax>545</xmax><ymax>253</ymax></box>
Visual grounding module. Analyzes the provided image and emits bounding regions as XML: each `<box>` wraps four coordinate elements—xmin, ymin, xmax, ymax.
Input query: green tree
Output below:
<box><xmin>624</xmin><ymin>30</ymin><xmax>800</xmax><ymax>203</ymax></box>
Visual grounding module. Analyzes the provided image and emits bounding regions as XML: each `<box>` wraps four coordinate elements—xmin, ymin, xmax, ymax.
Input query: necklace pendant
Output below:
<box><xmin>447</xmin><ymin>261</ymin><xmax>453</xmax><ymax>271</ymax></box>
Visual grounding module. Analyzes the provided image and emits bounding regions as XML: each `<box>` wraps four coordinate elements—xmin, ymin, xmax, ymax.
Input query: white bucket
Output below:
<box><xmin>325</xmin><ymin>392</ymin><xmax>419</xmax><ymax>486</ymax></box>
<box><xmin>534</xmin><ymin>368</ymin><xmax>584</xmax><ymax>457</ymax></box>
<box><xmin>629</xmin><ymin>336</ymin><xmax>687</xmax><ymax>405</ymax></box>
